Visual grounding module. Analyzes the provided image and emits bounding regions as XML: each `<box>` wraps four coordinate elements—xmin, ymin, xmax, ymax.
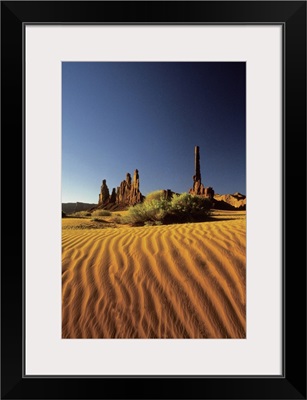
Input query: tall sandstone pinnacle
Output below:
<box><xmin>117</xmin><ymin>169</ymin><xmax>143</xmax><ymax>206</ymax></box>
<box><xmin>98</xmin><ymin>179</ymin><xmax>110</xmax><ymax>205</ymax></box>
<box><xmin>116</xmin><ymin>173</ymin><xmax>132</xmax><ymax>204</ymax></box>
<box><xmin>130</xmin><ymin>169</ymin><xmax>142</xmax><ymax>205</ymax></box>
<box><xmin>190</xmin><ymin>145</ymin><xmax>214</xmax><ymax>199</ymax></box>
<box><xmin>194</xmin><ymin>145</ymin><xmax>201</xmax><ymax>184</ymax></box>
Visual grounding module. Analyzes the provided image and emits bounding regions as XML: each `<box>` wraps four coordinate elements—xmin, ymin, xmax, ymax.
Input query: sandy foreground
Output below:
<box><xmin>62</xmin><ymin>210</ymin><xmax>246</xmax><ymax>339</ymax></box>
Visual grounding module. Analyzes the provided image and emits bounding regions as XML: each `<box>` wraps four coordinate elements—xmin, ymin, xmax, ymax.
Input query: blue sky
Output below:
<box><xmin>62</xmin><ymin>62</ymin><xmax>245</xmax><ymax>203</ymax></box>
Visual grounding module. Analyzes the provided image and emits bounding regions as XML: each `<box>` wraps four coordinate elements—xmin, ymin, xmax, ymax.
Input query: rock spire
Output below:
<box><xmin>98</xmin><ymin>179</ymin><xmax>110</xmax><ymax>205</ymax></box>
<box><xmin>116</xmin><ymin>169</ymin><xmax>143</xmax><ymax>206</ymax></box>
<box><xmin>189</xmin><ymin>145</ymin><xmax>214</xmax><ymax>199</ymax></box>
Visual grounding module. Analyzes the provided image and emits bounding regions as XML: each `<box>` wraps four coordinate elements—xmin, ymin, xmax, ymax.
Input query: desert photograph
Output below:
<box><xmin>62</xmin><ymin>62</ymin><xmax>246</xmax><ymax>339</ymax></box>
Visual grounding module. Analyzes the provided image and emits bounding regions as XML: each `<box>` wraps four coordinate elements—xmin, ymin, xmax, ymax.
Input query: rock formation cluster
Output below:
<box><xmin>96</xmin><ymin>146</ymin><xmax>215</xmax><ymax>210</ymax></box>
<box><xmin>91</xmin><ymin>145</ymin><xmax>247</xmax><ymax>212</ymax></box>
<box><xmin>62</xmin><ymin>146</ymin><xmax>247</xmax><ymax>215</ymax></box>
<box><xmin>116</xmin><ymin>170</ymin><xmax>143</xmax><ymax>206</ymax></box>
<box><xmin>98</xmin><ymin>169</ymin><xmax>144</xmax><ymax>209</ymax></box>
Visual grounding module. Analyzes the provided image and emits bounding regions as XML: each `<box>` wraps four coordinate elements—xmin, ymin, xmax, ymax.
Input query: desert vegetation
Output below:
<box><xmin>63</xmin><ymin>191</ymin><xmax>213</xmax><ymax>227</ymax></box>
<box><xmin>119</xmin><ymin>191</ymin><xmax>212</xmax><ymax>226</ymax></box>
<box><xmin>91</xmin><ymin>209</ymin><xmax>112</xmax><ymax>217</ymax></box>
<box><xmin>68</xmin><ymin>210</ymin><xmax>92</xmax><ymax>218</ymax></box>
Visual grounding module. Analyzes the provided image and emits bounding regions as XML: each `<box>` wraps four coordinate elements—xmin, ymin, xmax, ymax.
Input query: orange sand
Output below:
<box><xmin>62</xmin><ymin>210</ymin><xmax>246</xmax><ymax>338</ymax></box>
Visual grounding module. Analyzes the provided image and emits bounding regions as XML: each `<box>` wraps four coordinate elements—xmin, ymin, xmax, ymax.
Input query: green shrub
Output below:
<box><xmin>124</xmin><ymin>191</ymin><xmax>211</xmax><ymax>226</ymax></box>
<box><xmin>166</xmin><ymin>192</ymin><xmax>211</xmax><ymax>223</ymax></box>
<box><xmin>70</xmin><ymin>211</ymin><xmax>91</xmax><ymax>218</ymax></box>
<box><xmin>111</xmin><ymin>215</ymin><xmax>124</xmax><ymax>224</ymax></box>
<box><xmin>170</xmin><ymin>192</ymin><xmax>211</xmax><ymax>214</ymax></box>
<box><xmin>92</xmin><ymin>210</ymin><xmax>112</xmax><ymax>217</ymax></box>
<box><xmin>123</xmin><ymin>198</ymin><xmax>169</xmax><ymax>225</ymax></box>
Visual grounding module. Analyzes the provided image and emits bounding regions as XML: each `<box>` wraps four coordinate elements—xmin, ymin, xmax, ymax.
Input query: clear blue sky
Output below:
<box><xmin>62</xmin><ymin>62</ymin><xmax>245</xmax><ymax>203</ymax></box>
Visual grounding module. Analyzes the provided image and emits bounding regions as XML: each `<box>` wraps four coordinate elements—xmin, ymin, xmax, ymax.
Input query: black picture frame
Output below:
<box><xmin>1</xmin><ymin>1</ymin><xmax>306</xmax><ymax>399</ymax></box>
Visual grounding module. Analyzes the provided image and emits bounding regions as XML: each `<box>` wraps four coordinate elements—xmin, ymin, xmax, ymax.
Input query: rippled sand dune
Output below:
<box><xmin>62</xmin><ymin>211</ymin><xmax>246</xmax><ymax>338</ymax></box>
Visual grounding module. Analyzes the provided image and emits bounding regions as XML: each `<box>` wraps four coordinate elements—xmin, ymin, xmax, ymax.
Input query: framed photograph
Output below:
<box><xmin>1</xmin><ymin>1</ymin><xmax>306</xmax><ymax>399</ymax></box>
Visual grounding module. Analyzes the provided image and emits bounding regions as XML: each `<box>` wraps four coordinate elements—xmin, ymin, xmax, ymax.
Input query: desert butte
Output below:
<box><xmin>62</xmin><ymin>209</ymin><xmax>246</xmax><ymax>339</ymax></box>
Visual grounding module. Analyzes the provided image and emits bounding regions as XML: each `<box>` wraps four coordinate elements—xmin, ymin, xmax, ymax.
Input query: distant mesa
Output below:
<box><xmin>213</xmin><ymin>193</ymin><xmax>246</xmax><ymax>210</ymax></box>
<box><xmin>62</xmin><ymin>201</ymin><xmax>97</xmax><ymax>214</ymax></box>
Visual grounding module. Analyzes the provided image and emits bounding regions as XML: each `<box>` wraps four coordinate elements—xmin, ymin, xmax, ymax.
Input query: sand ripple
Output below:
<box><xmin>62</xmin><ymin>215</ymin><xmax>246</xmax><ymax>338</ymax></box>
